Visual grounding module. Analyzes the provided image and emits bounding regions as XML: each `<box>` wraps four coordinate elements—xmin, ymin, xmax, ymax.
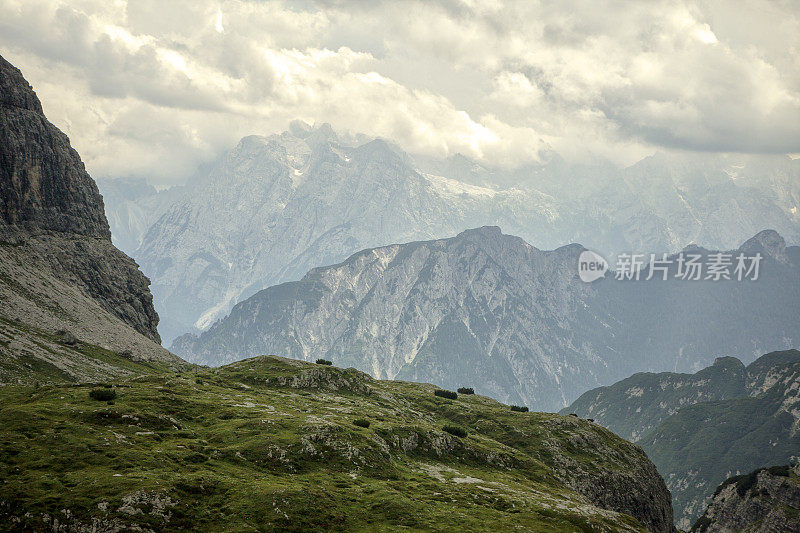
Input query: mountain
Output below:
<box><xmin>129</xmin><ymin>128</ymin><xmax>568</xmax><ymax>343</ymax></box>
<box><xmin>0</xmin><ymin>355</ymin><xmax>675</xmax><ymax>532</ymax></box>
<box><xmin>0</xmin><ymin>54</ymin><xmax>182</xmax><ymax>382</ymax></box>
<box><xmin>692</xmin><ymin>464</ymin><xmax>800</xmax><ymax>532</ymax></box>
<box><xmin>101</xmin><ymin>123</ymin><xmax>800</xmax><ymax>344</ymax></box>
<box><xmin>172</xmin><ymin>228</ymin><xmax>800</xmax><ymax>412</ymax></box>
<box><xmin>562</xmin><ymin>356</ymin><xmax>749</xmax><ymax>441</ymax></box>
<box><xmin>565</xmin><ymin>350</ymin><xmax>800</xmax><ymax>529</ymax></box>
<box><xmin>96</xmin><ymin>178</ymin><xmax>184</xmax><ymax>256</ymax></box>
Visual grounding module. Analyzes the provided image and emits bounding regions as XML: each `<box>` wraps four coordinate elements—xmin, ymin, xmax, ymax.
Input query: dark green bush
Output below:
<box><xmin>353</xmin><ymin>419</ymin><xmax>370</xmax><ymax>428</ymax></box>
<box><xmin>55</xmin><ymin>329</ymin><xmax>78</xmax><ymax>346</ymax></box>
<box><xmin>89</xmin><ymin>388</ymin><xmax>117</xmax><ymax>401</ymax></box>
<box><xmin>442</xmin><ymin>425</ymin><xmax>467</xmax><ymax>438</ymax></box>
<box><xmin>767</xmin><ymin>465</ymin><xmax>791</xmax><ymax>477</ymax></box>
<box><xmin>434</xmin><ymin>389</ymin><xmax>458</xmax><ymax>400</ymax></box>
<box><xmin>457</xmin><ymin>387</ymin><xmax>474</xmax><ymax>395</ymax></box>
<box><xmin>510</xmin><ymin>405</ymin><xmax>529</xmax><ymax>412</ymax></box>
<box><xmin>315</xmin><ymin>359</ymin><xmax>333</xmax><ymax>366</ymax></box>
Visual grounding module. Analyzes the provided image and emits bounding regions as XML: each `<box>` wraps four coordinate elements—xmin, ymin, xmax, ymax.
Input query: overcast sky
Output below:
<box><xmin>1</xmin><ymin>0</ymin><xmax>798</xmax><ymax>184</ymax></box>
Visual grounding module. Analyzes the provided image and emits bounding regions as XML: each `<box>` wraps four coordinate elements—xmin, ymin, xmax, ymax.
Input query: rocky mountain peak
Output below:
<box><xmin>0</xmin><ymin>54</ymin><xmax>162</xmax><ymax>343</ymax></box>
<box><xmin>0</xmin><ymin>55</ymin><xmax>43</xmax><ymax>113</ymax></box>
<box><xmin>711</xmin><ymin>356</ymin><xmax>746</xmax><ymax>371</ymax></box>
<box><xmin>456</xmin><ymin>225</ymin><xmax>503</xmax><ymax>239</ymax></box>
<box><xmin>288</xmin><ymin>118</ymin><xmax>313</xmax><ymax>138</ymax></box>
<box><xmin>739</xmin><ymin>229</ymin><xmax>787</xmax><ymax>261</ymax></box>
<box><xmin>0</xmin><ymin>54</ymin><xmax>110</xmax><ymax>240</ymax></box>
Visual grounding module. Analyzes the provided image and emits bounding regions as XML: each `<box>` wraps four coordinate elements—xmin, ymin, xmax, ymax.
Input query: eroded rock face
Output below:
<box><xmin>0</xmin><ymin>54</ymin><xmax>161</xmax><ymax>343</ymax></box>
<box><xmin>692</xmin><ymin>464</ymin><xmax>800</xmax><ymax>532</ymax></box>
<box><xmin>0</xmin><ymin>55</ymin><xmax>109</xmax><ymax>239</ymax></box>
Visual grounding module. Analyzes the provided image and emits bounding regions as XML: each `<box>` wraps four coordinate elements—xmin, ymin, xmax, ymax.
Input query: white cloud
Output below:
<box><xmin>0</xmin><ymin>0</ymin><xmax>797</xmax><ymax>183</ymax></box>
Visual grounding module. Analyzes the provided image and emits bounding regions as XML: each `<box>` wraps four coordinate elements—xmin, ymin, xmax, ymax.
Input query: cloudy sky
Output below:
<box><xmin>1</xmin><ymin>0</ymin><xmax>798</xmax><ymax>184</ymax></box>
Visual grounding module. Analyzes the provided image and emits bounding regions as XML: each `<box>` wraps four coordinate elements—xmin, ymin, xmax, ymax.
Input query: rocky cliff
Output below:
<box><xmin>692</xmin><ymin>464</ymin><xmax>800</xmax><ymax>532</ymax></box>
<box><xmin>0</xmin><ymin>54</ymin><xmax>180</xmax><ymax>376</ymax></box>
<box><xmin>0</xmin><ymin>56</ymin><xmax>109</xmax><ymax>239</ymax></box>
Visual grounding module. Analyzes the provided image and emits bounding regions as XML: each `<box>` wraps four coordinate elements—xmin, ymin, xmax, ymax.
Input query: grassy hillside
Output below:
<box><xmin>0</xmin><ymin>356</ymin><xmax>673</xmax><ymax>532</ymax></box>
<box><xmin>0</xmin><ymin>317</ymin><xmax>180</xmax><ymax>385</ymax></box>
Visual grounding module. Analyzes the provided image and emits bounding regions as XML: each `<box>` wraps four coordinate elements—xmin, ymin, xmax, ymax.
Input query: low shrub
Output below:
<box><xmin>510</xmin><ymin>405</ymin><xmax>529</xmax><ymax>412</ymax></box>
<box><xmin>89</xmin><ymin>388</ymin><xmax>117</xmax><ymax>401</ymax></box>
<box><xmin>767</xmin><ymin>465</ymin><xmax>791</xmax><ymax>477</ymax></box>
<box><xmin>55</xmin><ymin>329</ymin><xmax>78</xmax><ymax>346</ymax></box>
<box><xmin>457</xmin><ymin>387</ymin><xmax>474</xmax><ymax>395</ymax></box>
<box><xmin>353</xmin><ymin>419</ymin><xmax>370</xmax><ymax>428</ymax></box>
<box><xmin>315</xmin><ymin>359</ymin><xmax>333</xmax><ymax>366</ymax></box>
<box><xmin>442</xmin><ymin>425</ymin><xmax>467</xmax><ymax>438</ymax></box>
<box><xmin>434</xmin><ymin>389</ymin><xmax>458</xmax><ymax>400</ymax></box>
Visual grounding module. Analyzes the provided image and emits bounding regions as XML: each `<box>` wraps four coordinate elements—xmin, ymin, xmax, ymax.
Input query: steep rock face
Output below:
<box><xmin>172</xmin><ymin>227</ymin><xmax>611</xmax><ymax>409</ymax></box>
<box><xmin>692</xmin><ymin>464</ymin><xmax>800</xmax><ymax>532</ymax></box>
<box><xmin>173</xmin><ymin>228</ymin><xmax>800</xmax><ymax>412</ymax></box>
<box><xmin>0</xmin><ymin>55</ymin><xmax>109</xmax><ymax>239</ymax></box>
<box><xmin>567</xmin><ymin>350</ymin><xmax>800</xmax><ymax>528</ymax></box>
<box><xmin>0</xmin><ymin>55</ymin><xmax>168</xmax><ymax>361</ymax></box>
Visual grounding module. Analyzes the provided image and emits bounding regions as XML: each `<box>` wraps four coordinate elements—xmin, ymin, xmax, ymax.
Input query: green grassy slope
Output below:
<box><xmin>0</xmin><ymin>317</ymin><xmax>178</xmax><ymax>386</ymax></box>
<box><xmin>0</xmin><ymin>356</ymin><xmax>672</xmax><ymax>532</ymax></box>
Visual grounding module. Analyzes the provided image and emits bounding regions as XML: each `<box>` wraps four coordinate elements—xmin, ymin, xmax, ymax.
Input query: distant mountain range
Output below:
<box><xmin>171</xmin><ymin>227</ymin><xmax>800</xmax><ymax>412</ymax></box>
<box><xmin>565</xmin><ymin>349</ymin><xmax>800</xmax><ymax>529</ymax></box>
<box><xmin>99</xmin><ymin>123</ymin><xmax>800</xmax><ymax>343</ymax></box>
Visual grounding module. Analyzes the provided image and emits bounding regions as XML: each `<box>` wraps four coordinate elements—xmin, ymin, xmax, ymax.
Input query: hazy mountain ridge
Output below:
<box><xmin>100</xmin><ymin>123</ymin><xmax>800</xmax><ymax>343</ymax></box>
<box><xmin>172</xmin><ymin>228</ymin><xmax>800</xmax><ymax>412</ymax></box>
<box><xmin>566</xmin><ymin>350</ymin><xmax>800</xmax><ymax>529</ymax></box>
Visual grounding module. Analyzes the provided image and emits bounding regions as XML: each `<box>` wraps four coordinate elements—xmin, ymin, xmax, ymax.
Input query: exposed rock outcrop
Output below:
<box><xmin>692</xmin><ymin>464</ymin><xmax>800</xmax><ymax>532</ymax></box>
<box><xmin>0</xmin><ymin>54</ymin><xmax>178</xmax><ymax>373</ymax></box>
